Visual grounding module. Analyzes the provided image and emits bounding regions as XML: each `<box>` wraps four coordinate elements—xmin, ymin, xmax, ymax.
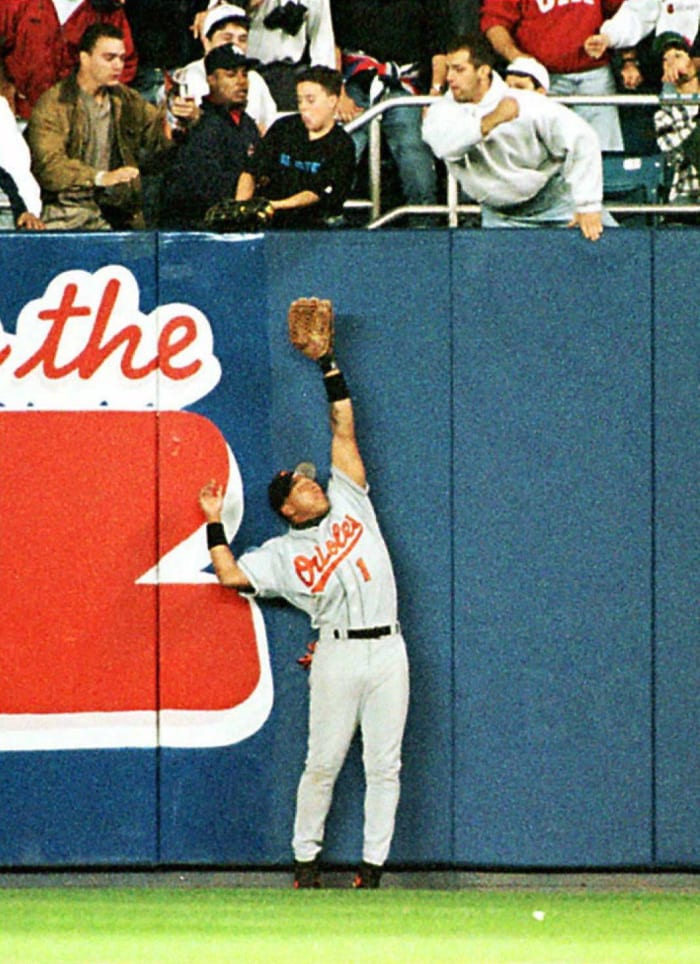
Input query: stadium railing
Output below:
<box><xmin>3</xmin><ymin>93</ymin><xmax>696</xmax><ymax>229</ymax></box>
<box><xmin>344</xmin><ymin>92</ymin><xmax>700</xmax><ymax>228</ymax></box>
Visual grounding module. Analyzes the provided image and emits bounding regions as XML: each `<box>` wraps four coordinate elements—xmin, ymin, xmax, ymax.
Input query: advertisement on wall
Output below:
<box><xmin>0</xmin><ymin>233</ymin><xmax>294</xmax><ymax>865</ymax></box>
<box><xmin>1</xmin><ymin>259</ymin><xmax>272</xmax><ymax>753</ymax></box>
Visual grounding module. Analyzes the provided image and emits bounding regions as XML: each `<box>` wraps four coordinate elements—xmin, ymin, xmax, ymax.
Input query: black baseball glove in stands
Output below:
<box><xmin>202</xmin><ymin>197</ymin><xmax>275</xmax><ymax>232</ymax></box>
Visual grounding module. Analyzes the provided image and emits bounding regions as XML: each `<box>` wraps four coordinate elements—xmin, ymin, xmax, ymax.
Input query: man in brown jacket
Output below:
<box><xmin>26</xmin><ymin>22</ymin><xmax>189</xmax><ymax>230</ymax></box>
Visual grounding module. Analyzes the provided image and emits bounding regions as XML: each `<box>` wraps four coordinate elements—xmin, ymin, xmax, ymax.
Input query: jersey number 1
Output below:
<box><xmin>356</xmin><ymin>558</ymin><xmax>372</xmax><ymax>582</ymax></box>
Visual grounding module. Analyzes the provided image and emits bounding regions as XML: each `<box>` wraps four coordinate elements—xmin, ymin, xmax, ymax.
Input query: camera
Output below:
<box><xmin>263</xmin><ymin>2</ymin><xmax>308</xmax><ymax>36</ymax></box>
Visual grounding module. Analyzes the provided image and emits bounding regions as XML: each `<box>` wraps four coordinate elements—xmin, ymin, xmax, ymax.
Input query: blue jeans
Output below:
<box><xmin>0</xmin><ymin>206</ymin><xmax>15</xmax><ymax>230</ymax></box>
<box><xmin>347</xmin><ymin>81</ymin><xmax>437</xmax><ymax>206</ymax></box>
<box><xmin>481</xmin><ymin>172</ymin><xmax>618</xmax><ymax>228</ymax></box>
<box><xmin>549</xmin><ymin>65</ymin><xmax>623</xmax><ymax>152</ymax></box>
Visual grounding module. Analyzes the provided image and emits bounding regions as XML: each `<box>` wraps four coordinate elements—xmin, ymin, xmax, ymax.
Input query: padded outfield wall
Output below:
<box><xmin>0</xmin><ymin>229</ymin><xmax>696</xmax><ymax>869</ymax></box>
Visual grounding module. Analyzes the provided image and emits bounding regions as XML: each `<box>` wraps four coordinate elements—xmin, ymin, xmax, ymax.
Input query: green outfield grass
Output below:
<box><xmin>0</xmin><ymin>887</ymin><xmax>698</xmax><ymax>963</ymax></box>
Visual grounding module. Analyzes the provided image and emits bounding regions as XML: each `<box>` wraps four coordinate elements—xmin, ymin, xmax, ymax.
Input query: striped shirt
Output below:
<box><xmin>655</xmin><ymin>101</ymin><xmax>700</xmax><ymax>202</ymax></box>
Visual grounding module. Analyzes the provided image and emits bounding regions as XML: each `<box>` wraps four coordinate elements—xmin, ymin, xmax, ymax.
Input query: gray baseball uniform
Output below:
<box><xmin>238</xmin><ymin>466</ymin><xmax>409</xmax><ymax>866</ymax></box>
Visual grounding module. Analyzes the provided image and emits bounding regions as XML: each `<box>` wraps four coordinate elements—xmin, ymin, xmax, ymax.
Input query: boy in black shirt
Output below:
<box><xmin>236</xmin><ymin>66</ymin><xmax>356</xmax><ymax>228</ymax></box>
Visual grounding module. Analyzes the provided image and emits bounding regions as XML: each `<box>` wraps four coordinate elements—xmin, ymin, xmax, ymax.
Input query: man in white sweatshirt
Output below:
<box><xmin>422</xmin><ymin>33</ymin><xmax>613</xmax><ymax>241</ymax></box>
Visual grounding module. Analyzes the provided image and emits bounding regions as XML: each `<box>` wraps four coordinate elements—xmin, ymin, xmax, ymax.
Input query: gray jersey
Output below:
<box><xmin>238</xmin><ymin>467</ymin><xmax>397</xmax><ymax>629</ymax></box>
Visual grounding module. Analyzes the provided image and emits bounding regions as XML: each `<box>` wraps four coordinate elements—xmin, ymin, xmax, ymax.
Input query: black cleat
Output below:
<box><xmin>352</xmin><ymin>861</ymin><xmax>382</xmax><ymax>889</ymax></box>
<box><xmin>293</xmin><ymin>858</ymin><xmax>322</xmax><ymax>889</ymax></box>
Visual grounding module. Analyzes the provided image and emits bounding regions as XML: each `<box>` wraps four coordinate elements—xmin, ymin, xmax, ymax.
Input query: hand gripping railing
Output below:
<box><xmin>343</xmin><ymin>92</ymin><xmax>700</xmax><ymax>228</ymax></box>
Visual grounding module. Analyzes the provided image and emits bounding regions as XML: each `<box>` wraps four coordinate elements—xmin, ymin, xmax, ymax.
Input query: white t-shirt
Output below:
<box><xmin>206</xmin><ymin>0</ymin><xmax>335</xmax><ymax>66</ymax></box>
<box><xmin>601</xmin><ymin>0</ymin><xmax>700</xmax><ymax>49</ymax></box>
<box><xmin>246</xmin><ymin>0</ymin><xmax>335</xmax><ymax>67</ymax></box>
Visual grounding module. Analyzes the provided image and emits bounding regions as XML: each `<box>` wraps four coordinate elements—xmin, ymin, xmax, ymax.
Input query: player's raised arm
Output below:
<box><xmin>324</xmin><ymin>365</ymin><xmax>366</xmax><ymax>489</ymax></box>
<box><xmin>198</xmin><ymin>480</ymin><xmax>253</xmax><ymax>591</ymax></box>
<box><xmin>287</xmin><ymin>297</ymin><xmax>366</xmax><ymax>488</ymax></box>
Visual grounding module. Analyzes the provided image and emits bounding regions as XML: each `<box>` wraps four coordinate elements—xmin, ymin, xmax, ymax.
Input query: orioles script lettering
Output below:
<box><xmin>294</xmin><ymin>515</ymin><xmax>364</xmax><ymax>593</ymax></box>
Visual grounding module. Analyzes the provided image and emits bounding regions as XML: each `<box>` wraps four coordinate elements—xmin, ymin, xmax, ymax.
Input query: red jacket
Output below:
<box><xmin>0</xmin><ymin>0</ymin><xmax>137</xmax><ymax>119</ymax></box>
<box><xmin>480</xmin><ymin>0</ymin><xmax>624</xmax><ymax>74</ymax></box>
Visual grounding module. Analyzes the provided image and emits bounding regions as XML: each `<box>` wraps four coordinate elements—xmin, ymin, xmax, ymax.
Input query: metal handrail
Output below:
<box><xmin>344</xmin><ymin>92</ymin><xmax>699</xmax><ymax>227</ymax></box>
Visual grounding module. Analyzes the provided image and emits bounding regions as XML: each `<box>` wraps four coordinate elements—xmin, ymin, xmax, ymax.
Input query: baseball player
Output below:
<box><xmin>198</xmin><ymin>321</ymin><xmax>409</xmax><ymax>890</ymax></box>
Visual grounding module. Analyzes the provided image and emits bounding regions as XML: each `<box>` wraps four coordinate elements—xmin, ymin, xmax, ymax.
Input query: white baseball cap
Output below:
<box><xmin>203</xmin><ymin>4</ymin><xmax>249</xmax><ymax>38</ymax></box>
<box><xmin>506</xmin><ymin>56</ymin><xmax>550</xmax><ymax>93</ymax></box>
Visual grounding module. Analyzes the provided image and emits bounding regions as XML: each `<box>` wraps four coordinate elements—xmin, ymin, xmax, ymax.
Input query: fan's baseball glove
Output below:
<box><xmin>203</xmin><ymin>197</ymin><xmax>275</xmax><ymax>232</ymax></box>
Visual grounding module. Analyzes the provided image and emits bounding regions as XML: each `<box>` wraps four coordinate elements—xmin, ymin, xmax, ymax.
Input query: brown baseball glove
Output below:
<box><xmin>287</xmin><ymin>297</ymin><xmax>334</xmax><ymax>361</ymax></box>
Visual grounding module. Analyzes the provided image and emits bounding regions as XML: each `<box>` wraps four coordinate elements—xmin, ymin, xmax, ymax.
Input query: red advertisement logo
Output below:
<box><xmin>0</xmin><ymin>267</ymin><xmax>272</xmax><ymax>750</ymax></box>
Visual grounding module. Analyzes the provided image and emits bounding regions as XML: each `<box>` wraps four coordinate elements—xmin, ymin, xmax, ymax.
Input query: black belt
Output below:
<box><xmin>332</xmin><ymin>623</ymin><xmax>400</xmax><ymax>640</ymax></box>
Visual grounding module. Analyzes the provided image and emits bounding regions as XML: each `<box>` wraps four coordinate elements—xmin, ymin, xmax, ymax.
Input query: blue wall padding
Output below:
<box><xmin>0</xmin><ymin>752</ymin><xmax>158</xmax><ymax>864</ymax></box>
<box><xmin>0</xmin><ymin>229</ymin><xmax>696</xmax><ymax>869</ymax></box>
<box><xmin>451</xmin><ymin>233</ymin><xmax>653</xmax><ymax>866</ymax></box>
<box><xmin>652</xmin><ymin>235</ymin><xmax>700</xmax><ymax>866</ymax></box>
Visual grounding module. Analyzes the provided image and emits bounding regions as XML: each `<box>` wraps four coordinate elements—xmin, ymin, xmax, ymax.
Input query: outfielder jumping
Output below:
<box><xmin>198</xmin><ymin>299</ymin><xmax>409</xmax><ymax>889</ymax></box>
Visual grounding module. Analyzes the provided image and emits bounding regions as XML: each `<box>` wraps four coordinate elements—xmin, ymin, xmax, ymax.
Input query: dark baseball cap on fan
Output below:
<box><xmin>204</xmin><ymin>44</ymin><xmax>259</xmax><ymax>74</ymax></box>
<box><xmin>268</xmin><ymin>462</ymin><xmax>317</xmax><ymax>514</ymax></box>
<box><xmin>653</xmin><ymin>31</ymin><xmax>692</xmax><ymax>57</ymax></box>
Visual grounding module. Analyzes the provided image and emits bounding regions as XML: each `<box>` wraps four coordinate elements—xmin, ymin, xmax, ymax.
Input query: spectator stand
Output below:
<box><xmin>602</xmin><ymin>153</ymin><xmax>666</xmax><ymax>226</ymax></box>
<box><xmin>344</xmin><ymin>92</ymin><xmax>697</xmax><ymax>228</ymax></box>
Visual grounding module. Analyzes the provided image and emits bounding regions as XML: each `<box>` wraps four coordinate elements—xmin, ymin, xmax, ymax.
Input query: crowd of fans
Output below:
<box><xmin>0</xmin><ymin>0</ymin><xmax>698</xmax><ymax>233</ymax></box>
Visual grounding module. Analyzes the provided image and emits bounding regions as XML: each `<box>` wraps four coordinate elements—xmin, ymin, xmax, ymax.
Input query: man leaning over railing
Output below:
<box><xmin>422</xmin><ymin>33</ymin><xmax>616</xmax><ymax>240</ymax></box>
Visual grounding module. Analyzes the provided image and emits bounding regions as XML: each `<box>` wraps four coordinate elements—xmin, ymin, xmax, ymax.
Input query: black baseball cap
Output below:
<box><xmin>204</xmin><ymin>44</ymin><xmax>259</xmax><ymax>75</ymax></box>
<box><xmin>268</xmin><ymin>462</ymin><xmax>317</xmax><ymax>514</ymax></box>
<box><xmin>653</xmin><ymin>31</ymin><xmax>691</xmax><ymax>57</ymax></box>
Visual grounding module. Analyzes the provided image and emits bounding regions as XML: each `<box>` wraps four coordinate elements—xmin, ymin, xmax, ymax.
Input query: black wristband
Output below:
<box><xmin>324</xmin><ymin>370</ymin><xmax>350</xmax><ymax>403</ymax></box>
<box><xmin>206</xmin><ymin>521</ymin><xmax>228</xmax><ymax>550</ymax></box>
<box><xmin>318</xmin><ymin>353</ymin><xmax>336</xmax><ymax>374</ymax></box>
